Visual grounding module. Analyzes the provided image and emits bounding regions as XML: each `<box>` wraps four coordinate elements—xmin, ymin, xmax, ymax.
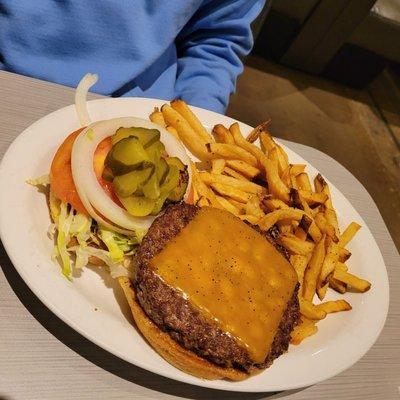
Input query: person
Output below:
<box><xmin>0</xmin><ymin>1</ymin><xmax>265</xmax><ymax>114</ymax></box>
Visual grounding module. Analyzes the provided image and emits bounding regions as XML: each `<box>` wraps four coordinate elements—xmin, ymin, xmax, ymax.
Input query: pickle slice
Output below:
<box><xmin>151</xmin><ymin>165</ymin><xmax>180</xmax><ymax>215</ymax></box>
<box><xmin>156</xmin><ymin>158</ymin><xmax>169</xmax><ymax>184</ymax></box>
<box><xmin>118</xmin><ymin>195</ymin><xmax>156</xmax><ymax>217</ymax></box>
<box><xmin>105</xmin><ymin>136</ymin><xmax>152</xmax><ymax>175</ymax></box>
<box><xmin>141</xmin><ymin>170</ymin><xmax>160</xmax><ymax>200</ymax></box>
<box><xmin>113</xmin><ymin>167</ymin><xmax>153</xmax><ymax>197</ymax></box>
<box><xmin>166</xmin><ymin>157</ymin><xmax>188</xmax><ymax>201</ymax></box>
<box><xmin>112</xmin><ymin>127</ymin><xmax>160</xmax><ymax>148</ymax></box>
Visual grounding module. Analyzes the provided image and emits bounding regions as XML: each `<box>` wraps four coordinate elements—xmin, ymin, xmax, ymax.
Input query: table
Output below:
<box><xmin>0</xmin><ymin>71</ymin><xmax>399</xmax><ymax>400</ymax></box>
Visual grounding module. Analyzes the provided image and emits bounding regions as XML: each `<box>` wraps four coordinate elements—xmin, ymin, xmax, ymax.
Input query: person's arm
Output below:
<box><xmin>175</xmin><ymin>0</ymin><xmax>265</xmax><ymax>114</ymax></box>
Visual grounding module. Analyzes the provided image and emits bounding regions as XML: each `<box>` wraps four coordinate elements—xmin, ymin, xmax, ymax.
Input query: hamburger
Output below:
<box><xmin>119</xmin><ymin>203</ymin><xmax>299</xmax><ymax>380</ymax></box>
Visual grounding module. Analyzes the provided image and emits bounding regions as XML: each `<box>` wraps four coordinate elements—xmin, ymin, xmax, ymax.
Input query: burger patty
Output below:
<box><xmin>135</xmin><ymin>203</ymin><xmax>299</xmax><ymax>372</ymax></box>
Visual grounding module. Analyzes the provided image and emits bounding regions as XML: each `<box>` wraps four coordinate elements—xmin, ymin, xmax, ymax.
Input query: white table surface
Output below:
<box><xmin>0</xmin><ymin>71</ymin><xmax>399</xmax><ymax>400</ymax></box>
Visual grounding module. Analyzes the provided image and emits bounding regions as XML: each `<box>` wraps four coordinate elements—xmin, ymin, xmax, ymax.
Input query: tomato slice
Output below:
<box><xmin>50</xmin><ymin>128</ymin><xmax>118</xmax><ymax>213</ymax></box>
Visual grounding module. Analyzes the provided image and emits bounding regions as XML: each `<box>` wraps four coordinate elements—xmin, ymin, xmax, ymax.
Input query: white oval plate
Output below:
<box><xmin>0</xmin><ymin>98</ymin><xmax>389</xmax><ymax>392</ymax></box>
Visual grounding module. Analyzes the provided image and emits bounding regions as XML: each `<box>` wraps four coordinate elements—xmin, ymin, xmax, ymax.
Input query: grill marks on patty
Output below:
<box><xmin>135</xmin><ymin>203</ymin><xmax>299</xmax><ymax>372</ymax></box>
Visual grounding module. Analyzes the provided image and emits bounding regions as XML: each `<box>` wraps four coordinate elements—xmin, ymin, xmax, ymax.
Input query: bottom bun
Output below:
<box><xmin>118</xmin><ymin>276</ymin><xmax>262</xmax><ymax>381</ymax></box>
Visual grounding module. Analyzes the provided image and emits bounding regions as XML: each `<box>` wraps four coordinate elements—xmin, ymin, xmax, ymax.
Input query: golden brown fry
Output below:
<box><xmin>260</xmin><ymin>157</ymin><xmax>290</xmax><ymax>202</ymax></box>
<box><xmin>317</xmin><ymin>283</ymin><xmax>329</xmax><ymax>300</ymax></box>
<box><xmin>210</xmin><ymin>182</ymin><xmax>252</xmax><ymax>203</ymax></box>
<box><xmin>277</xmin><ymin>234</ymin><xmax>315</xmax><ymax>256</ymax></box>
<box><xmin>199</xmin><ymin>171</ymin><xmax>264</xmax><ymax>194</ymax></box>
<box><xmin>290</xmin><ymin>254</ymin><xmax>308</xmax><ymax>291</ymax></box>
<box><xmin>170</xmin><ymin>99</ymin><xmax>213</xmax><ymax>143</ymax></box>
<box><xmin>290</xmin><ymin>317</ymin><xmax>318</xmax><ymax>345</ymax></box>
<box><xmin>339</xmin><ymin>247</ymin><xmax>351</xmax><ymax>262</ymax></box>
<box><xmin>259</xmin><ymin>131</ymin><xmax>276</xmax><ymax>153</ymax></box>
<box><xmin>314</xmin><ymin>212</ymin><xmax>338</xmax><ymax>242</ymax></box>
<box><xmin>258</xmin><ymin>208</ymin><xmax>304</xmax><ymax>231</ymax></box>
<box><xmin>246</xmin><ymin>120</ymin><xmax>271</xmax><ymax>143</ymax></box>
<box><xmin>245</xmin><ymin>195</ymin><xmax>265</xmax><ymax>218</ymax></box>
<box><xmin>196</xmin><ymin>196</ymin><xmax>210</xmax><ymax>207</ymax></box>
<box><xmin>335</xmin><ymin>262</ymin><xmax>348</xmax><ymax>272</ymax></box>
<box><xmin>227</xmin><ymin>198</ymin><xmax>246</xmax><ymax>214</ymax></box>
<box><xmin>211</xmin><ymin>159</ymin><xmax>226</xmax><ymax>175</ymax></box>
<box><xmin>328</xmin><ymin>276</ymin><xmax>347</xmax><ymax>294</ymax></box>
<box><xmin>149</xmin><ymin>107</ymin><xmax>165</xmax><ymax>126</ymax></box>
<box><xmin>225</xmin><ymin>159</ymin><xmax>261</xmax><ymax>179</ymax></box>
<box><xmin>317</xmin><ymin>241</ymin><xmax>340</xmax><ymax>300</ymax></box>
<box><xmin>277</xmin><ymin>221</ymin><xmax>293</xmax><ymax>234</ymax></box>
<box><xmin>262</xmin><ymin>198</ymin><xmax>289</xmax><ymax>212</ymax></box>
<box><xmin>296</xmin><ymin>173</ymin><xmax>312</xmax><ymax>192</ymax></box>
<box><xmin>299</xmin><ymin>298</ymin><xmax>327</xmax><ymax>320</ymax></box>
<box><xmin>338</xmin><ymin>222</ymin><xmax>361</xmax><ymax>247</ymax></box>
<box><xmin>281</xmin><ymin>166</ymin><xmax>292</xmax><ymax>188</ymax></box>
<box><xmin>298</xmin><ymin>190</ymin><xmax>328</xmax><ymax>206</ymax></box>
<box><xmin>206</xmin><ymin>143</ymin><xmax>258</xmax><ymax>166</ymax></box>
<box><xmin>325</xmin><ymin>207</ymin><xmax>340</xmax><ymax>237</ymax></box>
<box><xmin>315</xmin><ymin>300</ymin><xmax>352</xmax><ymax>314</ymax></box>
<box><xmin>333</xmin><ymin>270</ymin><xmax>371</xmax><ymax>292</ymax></box>
<box><xmin>223</xmin><ymin>166</ymin><xmax>247</xmax><ymax>181</ymax></box>
<box><xmin>230</xmin><ymin>122</ymin><xmax>266</xmax><ymax>163</ymax></box>
<box><xmin>191</xmin><ymin>163</ymin><xmax>222</xmax><ymax>208</ymax></box>
<box><xmin>290</xmin><ymin>164</ymin><xmax>306</xmax><ymax>176</ymax></box>
<box><xmin>212</xmin><ymin>124</ymin><xmax>235</xmax><ymax>144</ymax></box>
<box><xmin>162</xmin><ymin>104</ymin><xmax>209</xmax><ymax>160</ymax></box>
<box><xmin>214</xmin><ymin>195</ymin><xmax>240</xmax><ymax>215</ymax></box>
<box><xmin>303</xmin><ymin>235</ymin><xmax>326</xmax><ymax>301</ymax></box>
<box><xmin>299</xmin><ymin>214</ymin><xmax>323</xmax><ymax>243</ymax></box>
<box><xmin>276</xmin><ymin>145</ymin><xmax>289</xmax><ymax>176</ymax></box>
<box><xmin>268</xmin><ymin>147</ymin><xmax>280</xmax><ymax>171</ymax></box>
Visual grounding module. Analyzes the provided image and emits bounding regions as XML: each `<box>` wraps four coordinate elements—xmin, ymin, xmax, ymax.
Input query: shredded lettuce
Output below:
<box><xmin>56</xmin><ymin>202</ymin><xmax>73</xmax><ymax>279</ymax></box>
<box><xmin>98</xmin><ymin>228</ymin><xmax>138</xmax><ymax>262</ymax></box>
<box><xmin>26</xmin><ymin>174</ymin><xmax>50</xmax><ymax>186</ymax></box>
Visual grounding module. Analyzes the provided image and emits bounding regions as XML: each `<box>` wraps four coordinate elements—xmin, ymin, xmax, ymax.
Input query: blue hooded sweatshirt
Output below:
<box><xmin>0</xmin><ymin>1</ymin><xmax>264</xmax><ymax>113</ymax></box>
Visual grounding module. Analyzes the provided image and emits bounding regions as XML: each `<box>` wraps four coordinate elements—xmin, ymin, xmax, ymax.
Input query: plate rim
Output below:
<box><xmin>0</xmin><ymin>97</ymin><xmax>390</xmax><ymax>393</ymax></box>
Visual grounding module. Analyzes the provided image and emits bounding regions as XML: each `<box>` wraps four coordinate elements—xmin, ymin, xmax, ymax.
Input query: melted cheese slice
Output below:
<box><xmin>149</xmin><ymin>207</ymin><xmax>297</xmax><ymax>363</ymax></box>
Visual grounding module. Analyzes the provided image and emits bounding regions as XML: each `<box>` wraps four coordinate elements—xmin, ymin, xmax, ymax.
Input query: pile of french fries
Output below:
<box><xmin>149</xmin><ymin>99</ymin><xmax>371</xmax><ymax>345</ymax></box>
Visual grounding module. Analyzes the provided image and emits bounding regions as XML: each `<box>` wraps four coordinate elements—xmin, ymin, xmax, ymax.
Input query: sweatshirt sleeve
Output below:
<box><xmin>175</xmin><ymin>0</ymin><xmax>265</xmax><ymax>114</ymax></box>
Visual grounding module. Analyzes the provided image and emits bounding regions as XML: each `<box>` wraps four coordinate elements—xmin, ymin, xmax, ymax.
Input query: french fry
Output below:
<box><xmin>215</xmin><ymin>195</ymin><xmax>240</xmax><ymax>215</ymax></box>
<box><xmin>277</xmin><ymin>221</ymin><xmax>293</xmax><ymax>234</ymax></box>
<box><xmin>227</xmin><ymin>198</ymin><xmax>246</xmax><ymax>214</ymax></box>
<box><xmin>335</xmin><ymin>262</ymin><xmax>348</xmax><ymax>272</ymax></box>
<box><xmin>196</xmin><ymin>196</ymin><xmax>210</xmax><ymax>207</ymax></box>
<box><xmin>170</xmin><ymin>99</ymin><xmax>213</xmax><ymax>143</ymax></box>
<box><xmin>246</xmin><ymin>120</ymin><xmax>270</xmax><ymax>143</ymax></box>
<box><xmin>211</xmin><ymin>159</ymin><xmax>226</xmax><ymax>175</ymax></box>
<box><xmin>299</xmin><ymin>214</ymin><xmax>323</xmax><ymax>243</ymax></box>
<box><xmin>315</xmin><ymin>300</ymin><xmax>352</xmax><ymax>314</ymax></box>
<box><xmin>162</xmin><ymin>104</ymin><xmax>209</xmax><ymax>160</ymax></box>
<box><xmin>328</xmin><ymin>276</ymin><xmax>347</xmax><ymax>294</ymax></box>
<box><xmin>149</xmin><ymin>107</ymin><xmax>165</xmax><ymax>126</ymax></box>
<box><xmin>276</xmin><ymin>146</ymin><xmax>289</xmax><ymax>176</ymax></box>
<box><xmin>206</xmin><ymin>143</ymin><xmax>258</xmax><ymax>166</ymax></box>
<box><xmin>299</xmin><ymin>298</ymin><xmax>327</xmax><ymax>320</ymax></box>
<box><xmin>339</xmin><ymin>247</ymin><xmax>351</xmax><ymax>262</ymax></box>
<box><xmin>314</xmin><ymin>212</ymin><xmax>338</xmax><ymax>242</ymax></box>
<box><xmin>303</xmin><ymin>235</ymin><xmax>326</xmax><ymax>301</ymax></box>
<box><xmin>268</xmin><ymin>147</ymin><xmax>280</xmax><ymax>171</ymax></box>
<box><xmin>212</xmin><ymin>124</ymin><xmax>235</xmax><ymax>144</ymax></box>
<box><xmin>229</xmin><ymin>122</ymin><xmax>266</xmax><ymax>164</ymax></box>
<box><xmin>277</xmin><ymin>234</ymin><xmax>315</xmax><ymax>256</ymax></box>
<box><xmin>338</xmin><ymin>222</ymin><xmax>361</xmax><ymax>247</ymax></box>
<box><xmin>225</xmin><ymin>159</ymin><xmax>260</xmax><ymax>179</ymax></box>
<box><xmin>191</xmin><ymin>163</ymin><xmax>222</xmax><ymax>208</ymax></box>
<box><xmin>325</xmin><ymin>207</ymin><xmax>340</xmax><ymax>237</ymax></box>
<box><xmin>291</xmin><ymin>317</ymin><xmax>318</xmax><ymax>344</ymax></box>
<box><xmin>258</xmin><ymin>208</ymin><xmax>304</xmax><ymax>231</ymax></box>
<box><xmin>210</xmin><ymin>182</ymin><xmax>252</xmax><ymax>203</ymax></box>
<box><xmin>260</xmin><ymin>157</ymin><xmax>290</xmax><ymax>202</ymax></box>
<box><xmin>298</xmin><ymin>190</ymin><xmax>328</xmax><ymax>206</ymax></box>
<box><xmin>317</xmin><ymin>241</ymin><xmax>340</xmax><ymax>300</ymax></box>
<box><xmin>199</xmin><ymin>172</ymin><xmax>264</xmax><ymax>194</ymax></box>
<box><xmin>296</xmin><ymin>173</ymin><xmax>312</xmax><ymax>192</ymax></box>
<box><xmin>259</xmin><ymin>131</ymin><xmax>276</xmax><ymax>153</ymax></box>
<box><xmin>223</xmin><ymin>166</ymin><xmax>247</xmax><ymax>181</ymax></box>
<box><xmin>262</xmin><ymin>198</ymin><xmax>289</xmax><ymax>212</ymax></box>
<box><xmin>245</xmin><ymin>195</ymin><xmax>265</xmax><ymax>218</ymax></box>
<box><xmin>290</xmin><ymin>255</ymin><xmax>308</xmax><ymax>290</ymax></box>
<box><xmin>281</xmin><ymin>166</ymin><xmax>292</xmax><ymax>187</ymax></box>
<box><xmin>290</xmin><ymin>164</ymin><xmax>306</xmax><ymax>176</ymax></box>
<box><xmin>333</xmin><ymin>270</ymin><xmax>371</xmax><ymax>292</ymax></box>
